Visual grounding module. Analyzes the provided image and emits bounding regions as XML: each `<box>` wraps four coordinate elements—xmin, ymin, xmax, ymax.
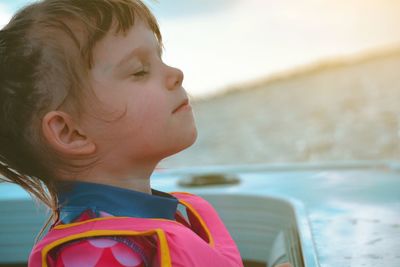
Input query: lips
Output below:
<box><xmin>172</xmin><ymin>98</ymin><xmax>190</xmax><ymax>114</ymax></box>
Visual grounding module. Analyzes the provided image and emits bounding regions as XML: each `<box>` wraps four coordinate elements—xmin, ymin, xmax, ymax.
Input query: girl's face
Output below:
<box><xmin>81</xmin><ymin>19</ymin><xmax>197</xmax><ymax>164</ymax></box>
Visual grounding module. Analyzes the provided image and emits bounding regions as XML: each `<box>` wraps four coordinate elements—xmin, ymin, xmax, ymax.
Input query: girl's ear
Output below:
<box><xmin>41</xmin><ymin>111</ymin><xmax>96</xmax><ymax>156</ymax></box>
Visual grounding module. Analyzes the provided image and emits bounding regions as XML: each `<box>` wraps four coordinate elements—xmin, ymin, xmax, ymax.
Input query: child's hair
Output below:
<box><xmin>0</xmin><ymin>0</ymin><xmax>162</xmax><ymax>221</ymax></box>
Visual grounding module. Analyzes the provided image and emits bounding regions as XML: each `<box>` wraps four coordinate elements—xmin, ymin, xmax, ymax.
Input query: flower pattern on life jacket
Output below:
<box><xmin>47</xmin><ymin>209</ymin><xmax>157</xmax><ymax>267</ymax></box>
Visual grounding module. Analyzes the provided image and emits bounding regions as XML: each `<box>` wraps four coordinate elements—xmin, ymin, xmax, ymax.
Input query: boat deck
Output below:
<box><xmin>1</xmin><ymin>161</ymin><xmax>399</xmax><ymax>266</ymax></box>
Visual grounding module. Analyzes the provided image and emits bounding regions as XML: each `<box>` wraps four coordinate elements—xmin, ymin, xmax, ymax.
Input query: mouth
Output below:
<box><xmin>172</xmin><ymin>98</ymin><xmax>190</xmax><ymax>114</ymax></box>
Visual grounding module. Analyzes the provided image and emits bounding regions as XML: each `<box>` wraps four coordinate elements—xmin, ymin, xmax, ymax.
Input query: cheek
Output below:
<box><xmin>126</xmin><ymin>95</ymin><xmax>168</xmax><ymax>135</ymax></box>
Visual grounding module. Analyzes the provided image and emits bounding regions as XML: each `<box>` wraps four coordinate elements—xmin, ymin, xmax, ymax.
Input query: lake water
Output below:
<box><xmin>2</xmin><ymin>0</ymin><xmax>400</xmax><ymax>97</ymax></box>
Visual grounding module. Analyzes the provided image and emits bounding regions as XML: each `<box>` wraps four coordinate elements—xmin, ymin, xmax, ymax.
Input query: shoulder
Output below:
<box><xmin>171</xmin><ymin>191</ymin><xmax>216</xmax><ymax>209</ymax></box>
<box><xmin>47</xmin><ymin>235</ymin><xmax>157</xmax><ymax>267</ymax></box>
<box><xmin>171</xmin><ymin>191</ymin><xmax>205</xmax><ymax>201</ymax></box>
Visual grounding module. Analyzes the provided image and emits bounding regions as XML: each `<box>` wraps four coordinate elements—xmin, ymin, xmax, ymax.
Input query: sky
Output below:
<box><xmin>2</xmin><ymin>0</ymin><xmax>400</xmax><ymax>97</ymax></box>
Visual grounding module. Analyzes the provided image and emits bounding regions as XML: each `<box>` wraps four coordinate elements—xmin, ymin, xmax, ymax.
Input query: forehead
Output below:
<box><xmin>91</xmin><ymin>19</ymin><xmax>160</xmax><ymax>68</ymax></box>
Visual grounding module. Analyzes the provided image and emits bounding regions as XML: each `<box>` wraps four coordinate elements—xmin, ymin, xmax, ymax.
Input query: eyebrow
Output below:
<box><xmin>115</xmin><ymin>43</ymin><xmax>163</xmax><ymax>70</ymax></box>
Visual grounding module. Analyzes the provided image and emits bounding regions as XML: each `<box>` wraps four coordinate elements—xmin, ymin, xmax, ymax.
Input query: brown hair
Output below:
<box><xmin>0</xmin><ymin>0</ymin><xmax>162</xmax><ymax>228</ymax></box>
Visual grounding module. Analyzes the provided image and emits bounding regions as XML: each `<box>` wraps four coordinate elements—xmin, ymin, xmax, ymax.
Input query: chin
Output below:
<box><xmin>188</xmin><ymin>124</ymin><xmax>198</xmax><ymax>144</ymax></box>
<box><xmin>184</xmin><ymin>127</ymin><xmax>198</xmax><ymax>149</ymax></box>
<box><xmin>181</xmin><ymin>126</ymin><xmax>198</xmax><ymax>150</ymax></box>
<box><xmin>166</xmin><ymin>127</ymin><xmax>198</xmax><ymax>157</ymax></box>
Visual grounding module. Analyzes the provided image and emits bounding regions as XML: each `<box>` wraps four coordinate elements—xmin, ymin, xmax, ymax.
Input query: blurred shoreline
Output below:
<box><xmin>194</xmin><ymin>45</ymin><xmax>400</xmax><ymax>101</ymax></box>
<box><xmin>161</xmin><ymin>46</ymin><xmax>400</xmax><ymax>168</ymax></box>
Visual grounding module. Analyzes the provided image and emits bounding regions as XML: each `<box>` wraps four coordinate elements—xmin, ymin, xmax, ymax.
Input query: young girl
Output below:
<box><xmin>0</xmin><ymin>0</ymin><xmax>243</xmax><ymax>266</ymax></box>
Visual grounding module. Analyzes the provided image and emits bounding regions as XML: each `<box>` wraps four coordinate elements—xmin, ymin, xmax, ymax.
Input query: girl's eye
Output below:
<box><xmin>133</xmin><ymin>70</ymin><xmax>147</xmax><ymax>76</ymax></box>
<box><xmin>133</xmin><ymin>66</ymin><xmax>149</xmax><ymax>77</ymax></box>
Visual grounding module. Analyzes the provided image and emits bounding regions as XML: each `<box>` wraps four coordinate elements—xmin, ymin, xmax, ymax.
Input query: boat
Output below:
<box><xmin>0</xmin><ymin>161</ymin><xmax>399</xmax><ymax>267</ymax></box>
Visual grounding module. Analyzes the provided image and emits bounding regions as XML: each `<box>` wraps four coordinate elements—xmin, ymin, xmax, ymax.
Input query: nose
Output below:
<box><xmin>166</xmin><ymin>65</ymin><xmax>184</xmax><ymax>91</ymax></box>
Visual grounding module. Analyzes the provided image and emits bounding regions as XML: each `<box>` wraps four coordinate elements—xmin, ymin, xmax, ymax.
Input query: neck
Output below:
<box><xmin>58</xmin><ymin>159</ymin><xmax>159</xmax><ymax>194</ymax></box>
<box><xmin>81</xmin><ymin>175</ymin><xmax>153</xmax><ymax>194</ymax></box>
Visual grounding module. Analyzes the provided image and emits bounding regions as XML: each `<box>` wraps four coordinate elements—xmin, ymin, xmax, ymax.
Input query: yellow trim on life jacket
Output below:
<box><xmin>41</xmin><ymin>192</ymin><xmax>212</xmax><ymax>266</ymax></box>
<box><xmin>53</xmin><ymin>216</ymin><xmax>180</xmax><ymax>230</ymax></box>
<box><xmin>178</xmin><ymin>198</ymin><xmax>215</xmax><ymax>247</ymax></box>
<box><xmin>53</xmin><ymin>216</ymin><xmax>128</xmax><ymax>229</ymax></box>
<box><xmin>41</xmin><ymin>228</ymin><xmax>171</xmax><ymax>267</ymax></box>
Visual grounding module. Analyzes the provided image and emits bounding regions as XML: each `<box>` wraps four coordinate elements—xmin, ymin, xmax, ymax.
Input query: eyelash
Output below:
<box><xmin>133</xmin><ymin>70</ymin><xmax>148</xmax><ymax>77</ymax></box>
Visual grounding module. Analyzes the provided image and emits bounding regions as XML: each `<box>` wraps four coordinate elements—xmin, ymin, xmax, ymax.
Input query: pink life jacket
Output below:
<box><xmin>29</xmin><ymin>192</ymin><xmax>243</xmax><ymax>267</ymax></box>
